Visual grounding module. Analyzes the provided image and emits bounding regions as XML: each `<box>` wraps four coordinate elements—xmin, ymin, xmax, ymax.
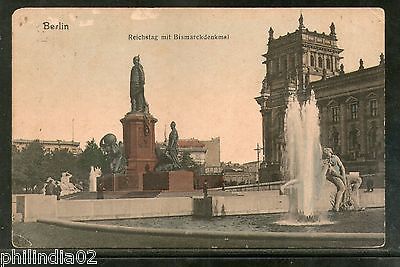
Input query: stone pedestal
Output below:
<box><xmin>101</xmin><ymin>174</ymin><xmax>140</xmax><ymax>192</ymax></box>
<box><xmin>120</xmin><ymin>112</ymin><xmax>158</xmax><ymax>191</ymax></box>
<box><xmin>143</xmin><ymin>170</ymin><xmax>195</xmax><ymax>192</ymax></box>
<box><xmin>193</xmin><ymin>196</ymin><xmax>213</xmax><ymax>218</ymax></box>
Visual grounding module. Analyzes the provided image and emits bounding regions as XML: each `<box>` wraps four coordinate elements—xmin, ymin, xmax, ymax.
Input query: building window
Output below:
<box><xmin>272</xmin><ymin>59</ymin><xmax>279</xmax><ymax>74</ymax></box>
<box><xmin>310</xmin><ymin>55</ymin><xmax>315</xmax><ymax>67</ymax></box>
<box><xmin>350</xmin><ymin>102</ymin><xmax>358</xmax><ymax>120</ymax></box>
<box><xmin>318</xmin><ymin>56</ymin><xmax>323</xmax><ymax>68</ymax></box>
<box><xmin>367</xmin><ymin>124</ymin><xmax>377</xmax><ymax>159</ymax></box>
<box><xmin>273</xmin><ymin>141</ymin><xmax>282</xmax><ymax>162</ymax></box>
<box><xmin>349</xmin><ymin>127</ymin><xmax>360</xmax><ymax>159</ymax></box>
<box><xmin>282</xmin><ymin>57</ymin><xmax>287</xmax><ymax>72</ymax></box>
<box><xmin>331</xmin><ymin>106</ymin><xmax>340</xmax><ymax>122</ymax></box>
<box><xmin>370</xmin><ymin>99</ymin><xmax>378</xmax><ymax>117</ymax></box>
<box><xmin>278</xmin><ymin>113</ymin><xmax>285</xmax><ymax>133</ymax></box>
<box><xmin>329</xmin><ymin>127</ymin><xmax>340</xmax><ymax>153</ymax></box>
<box><xmin>289</xmin><ymin>54</ymin><xmax>295</xmax><ymax>69</ymax></box>
<box><xmin>268</xmin><ymin>60</ymin><xmax>272</xmax><ymax>74</ymax></box>
<box><xmin>326</xmin><ymin>58</ymin><xmax>331</xmax><ymax>70</ymax></box>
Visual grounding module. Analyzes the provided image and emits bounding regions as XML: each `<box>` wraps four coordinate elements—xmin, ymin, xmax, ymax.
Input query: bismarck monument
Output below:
<box><xmin>119</xmin><ymin>55</ymin><xmax>158</xmax><ymax>190</ymax></box>
<box><xmin>101</xmin><ymin>55</ymin><xmax>193</xmax><ymax>192</ymax></box>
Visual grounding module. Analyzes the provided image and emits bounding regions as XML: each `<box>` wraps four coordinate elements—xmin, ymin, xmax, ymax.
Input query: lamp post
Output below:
<box><xmin>254</xmin><ymin>143</ymin><xmax>263</xmax><ymax>190</ymax></box>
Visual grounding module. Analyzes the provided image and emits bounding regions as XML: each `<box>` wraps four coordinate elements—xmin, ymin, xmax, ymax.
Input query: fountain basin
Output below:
<box><xmin>29</xmin><ymin>208</ymin><xmax>384</xmax><ymax>248</ymax></box>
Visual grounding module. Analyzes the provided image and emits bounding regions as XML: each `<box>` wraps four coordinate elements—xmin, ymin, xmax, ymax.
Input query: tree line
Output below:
<box><xmin>12</xmin><ymin>139</ymin><xmax>199</xmax><ymax>194</ymax></box>
<box><xmin>12</xmin><ymin>139</ymin><xmax>107</xmax><ymax>193</ymax></box>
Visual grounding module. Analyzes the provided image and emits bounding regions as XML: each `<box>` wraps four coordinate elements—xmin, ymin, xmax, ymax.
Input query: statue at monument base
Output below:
<box><xmin>154</xmin><ymin>121</ymin><xmax>182</xmax><ymax>172</ymax></box>
<box><xmin>144</xmin><ymin>121</ymin><xmax>194</xmax><ymax>192</ymax></box>
<box><xmin>100</xmin><ymin>133</ymin><xmax>127</xmax><ymax>175</ymax></box>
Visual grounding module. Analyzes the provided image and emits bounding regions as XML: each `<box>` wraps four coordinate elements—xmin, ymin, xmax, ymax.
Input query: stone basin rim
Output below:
<box><xmin>37</xmin><ymin>218</ymin><xmax>384</xmax><ymax>241</ymax></box>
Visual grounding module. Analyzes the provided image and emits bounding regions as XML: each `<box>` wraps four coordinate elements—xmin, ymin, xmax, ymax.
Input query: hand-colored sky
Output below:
<box><xmin>12</xmin><ymin>8</ymin><xmax>384</xmax><ymax>163</ymax></box>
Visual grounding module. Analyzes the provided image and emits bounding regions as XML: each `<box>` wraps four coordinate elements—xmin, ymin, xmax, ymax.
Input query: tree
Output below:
<box><xmin>12</xmin><ymin>141</ymin><xmax>47</xmax><ymax>193</ymax></box>
<box><xmin>43</xmin><ymin>149</ymin><xmax>78</xmax><ymax>182</ymax></box>
<box><xmin>12</xmin><ymin>138</ymin><xmax>108</xmax><ymax>193</ymax></box>
<box><xmin>12</xmin><ymin>145</ymin><xmax>28</xmax><ymax>193</ymax></box>
<box><xmin>76</xmin><ymin>139</ymin><xmax>108</xmax><ymax>189</ymax></box>
<box><xmin>180</xmin><ymin>151</ymin><xmax>200</xmax><ymax>171</ymax></box>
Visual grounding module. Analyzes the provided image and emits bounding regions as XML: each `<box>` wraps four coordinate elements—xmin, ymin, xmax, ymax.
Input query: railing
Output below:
<box><xmin>209</xmin><ymin>181</ymin><xmax>285</xmax><ymax>192</ymax></box>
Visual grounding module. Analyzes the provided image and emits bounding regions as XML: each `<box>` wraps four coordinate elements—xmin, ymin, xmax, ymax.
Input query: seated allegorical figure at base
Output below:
<box><xmin>99</xmin><ymin>133</ymin><xmax>127</xmax><ymax>174</ymax></box>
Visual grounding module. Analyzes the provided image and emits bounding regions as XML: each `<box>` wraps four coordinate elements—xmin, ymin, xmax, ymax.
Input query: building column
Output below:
<box><xmin>335</xmin><ymin>56</ymin><xmax>339</xmax><ymax>72</ymax></box>
<box><xmin>261</xmin><ymin>112</ymin><xmax>266</xmax><ymax>162</ymax></box>
<box><xmin>378</xmin><ymin>95</ymin><xmax>384</xmax><ymax>162</ymax></box>
<box><xmin>270</xmin><ymin>59</ymin><xmax>273</xmax><ymax>74</ymax></box>
<box><xmin>359</xmin><ymin>98</ymin><xmax>367</xmax><ymax>156</ymax></box>
<box><xmin>339</xmin><ymin>102</ymin><xmax>347</xmax><ymax>155</ymax></box>
<box><xmin>318</xmin><ymin>105</ymin><xmax>326</xmax><ymax>145</ymax></box>
<box><xmin>278</xmin><ymin>57</ymin><xmax>281</xmax><ymax>73</ymax></box>
<box><xmin>303</xmin><ymin>50</ymin><xmax>309</xmax><ymax>66</ymax></box>
<box><xmin>263</xmin><ymin>110</ymin><xmax>272</xmax><ymax>164</ymax></box>
<box><xmin>286</xmin><ymin>54</ymin><xmax>290</xmax><ymax>72</ymax></box>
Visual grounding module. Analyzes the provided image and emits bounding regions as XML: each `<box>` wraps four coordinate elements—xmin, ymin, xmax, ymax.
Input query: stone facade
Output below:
<box><xmin>202</xmin><ymin>137</ymin><xmax>221</xmax><ymax>167</ymax></box>
<box><xmin>255</xmin><ymin>15</ymin><xmax>384</xmax><ymax>182</ymax></box>
<box><xmin>311</xmin><ymin>65</ymin><xmax>385</xmax><ymax>176</ymax></box>
<box><xmin>178</xmin><ymin>138</ymin><xmax>207</xmax><ymax>165</ymax></box>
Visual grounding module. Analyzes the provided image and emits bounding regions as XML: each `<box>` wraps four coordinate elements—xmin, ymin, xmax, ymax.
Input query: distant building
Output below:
<box><xmin>158</xmin><ymin>137</ymin><xmax>221</xmax><ymax>171</ymax></box>
<box><xmin>242</xmin><ymin>161</ymin><xmax>259</xmax><ymax>173</ymax></box>
<box><xmin>201</xmin><ymin>137</ymin><xmax>221</xmax><ymax>167</ymax></box>
<box><xmin>221</xmin><ymin>161</ymin><xmax>258</xmax><ymax>185</ymax></box>
<box><xmin>194</xmin><ymin>174</ymin><xmax>224</xmax><ymax>190</ymax></box>
<box><xmin>177</xmin><ymin>138</ymin><xmax>207</xmax><ymax>165</ymax></box>
<box><xmin>255</xmin><ymin>15</ymin><xmax>385</xmax><ymax>182</ymax></box>
<box><xmin>223</xmin><ymin>169</ymin><xmax>256</xmax><ymax>185</ymax></box>
<box><xmin>13</xmin><ymin>139</ymin><xmax>82</xmax><ymax>155</ymax></box>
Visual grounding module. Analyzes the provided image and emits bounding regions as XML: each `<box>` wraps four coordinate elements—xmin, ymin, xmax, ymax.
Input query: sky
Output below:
<box><xmin>12</xmin><ymin>8</ymin><xmax>384</xmax><ymax>163</ymax></box>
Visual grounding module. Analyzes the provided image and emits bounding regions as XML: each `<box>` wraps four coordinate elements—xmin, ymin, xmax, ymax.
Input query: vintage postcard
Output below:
<box><xmin>11</xmin><ymin>8</ymin><xmax>384</xmax><ymax>251</ymax></box>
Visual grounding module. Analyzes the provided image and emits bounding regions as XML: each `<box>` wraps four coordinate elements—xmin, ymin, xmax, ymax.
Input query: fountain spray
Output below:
<box><xmin>283</xmin><ymin>90</ymin><xmax>324</xmax><ymax>222</ymax></box>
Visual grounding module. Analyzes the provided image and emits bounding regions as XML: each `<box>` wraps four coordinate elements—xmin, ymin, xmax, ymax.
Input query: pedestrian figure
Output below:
<box><xmin>366</xmin><ymin>177</ymin><xmax>374</xmax><ymax>192</ymax></box>
<box><xmin>45</xmin><ymin>177</ymin><xmax>55</xmax><ymax>196</ymax></box>
<box><xmin>97</xmin><ymin>177</ymin><xmax>104</xmax><ymax>199</ymax></box>
<box><xmin>203</xmin><ymin>180</ymin><xmax>208</xmax><ymax>198</ymax></box>
<box><xmin>54</xmin><ymin>181</ymin><xmax>62</xmax><ymax>200</ymax></box>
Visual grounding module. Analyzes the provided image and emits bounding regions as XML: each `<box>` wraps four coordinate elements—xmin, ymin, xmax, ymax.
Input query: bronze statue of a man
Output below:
<box><xmin>130</xmin><ymin>55</ymin><xmax>148</xmax><ymax>112</ymax></box>
<box><xmin>166</xmin><ymin>121</ymin><xmax>181</xmax><ymax>169</ymax></box>
<box><xmin>154</xmin><ymin>121</ymin><xmax>182</xmax><ymax>172</ymax></box>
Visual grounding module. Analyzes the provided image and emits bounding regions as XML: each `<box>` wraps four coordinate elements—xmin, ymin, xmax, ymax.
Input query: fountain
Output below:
<box><xmin>281</xmin><ymin>91</ymin><xmax>325</xmax><ymax>223</ymax></box>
